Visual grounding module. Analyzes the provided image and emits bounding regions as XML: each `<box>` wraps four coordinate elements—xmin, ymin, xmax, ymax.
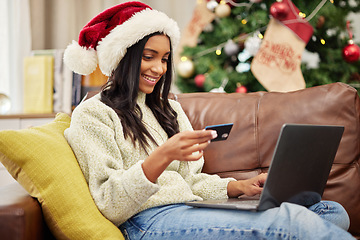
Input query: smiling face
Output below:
<box><xmin>139</xmin><ymin>35</ymin><xmax>171</xmax><ymax>94</ymax></box>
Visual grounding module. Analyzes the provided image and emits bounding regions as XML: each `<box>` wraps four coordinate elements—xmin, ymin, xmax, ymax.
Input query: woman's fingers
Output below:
<box><xmin>177</xmin><ymin>130</ymin><xmax>217</xmax><ymax>147</ymax></box>
<box><xmin>254</xmin><ymin>173</ymin><xmax>267</xmax><ymax>187</ymax></box>
<box><xmin>181</xmin><ymin>141</ymin><xmax>209</xmax><ymax>159</ymax></box>
<box><xmin>182</xmin><ymin>151</ymin><xmax>204</xmax><ymax>161</ymax></box>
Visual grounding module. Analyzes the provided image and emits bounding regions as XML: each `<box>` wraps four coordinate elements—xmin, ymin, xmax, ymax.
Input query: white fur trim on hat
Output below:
<box><xmin>97</xmin><ymin>8</ymin><xmax>180</xmax><ymax>76</ymax></box>
<box><xmin>63</xmin><ymin>40</ymin><xmax>98</xmax><ymax>75</ymax></box>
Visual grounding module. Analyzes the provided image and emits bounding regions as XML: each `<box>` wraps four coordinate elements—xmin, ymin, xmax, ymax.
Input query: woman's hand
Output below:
<box><xmin>160</xmin><ymin>130</ymin><xmax>217</xmax><ymax>162</ymax></box>
<box><xmin>142</xmin><ymin>130</ymin><xmax>217</xmax><ymax>183</ymax></box>
<box><xmin>227</xmin><ymin>173</ymin><xmax>267</xmax><ymax>198</ymax></box>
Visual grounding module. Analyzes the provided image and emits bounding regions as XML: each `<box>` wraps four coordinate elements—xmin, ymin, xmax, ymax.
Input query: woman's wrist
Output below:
<box><xmin>227</xmin><ymin>180</ymin><xmax>244</xmax><ymax>198</ymax></box>
<box><xmin>142</xmin><ymin>145</ymin><xmax>173</xmax><ymax>183</ymax></box>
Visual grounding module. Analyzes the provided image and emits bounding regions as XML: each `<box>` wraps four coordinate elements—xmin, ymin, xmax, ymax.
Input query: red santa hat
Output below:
<box><xmin>64</xmin><ymin>1</ymin><xmax>180</xmax><ymax>76</ymax></box>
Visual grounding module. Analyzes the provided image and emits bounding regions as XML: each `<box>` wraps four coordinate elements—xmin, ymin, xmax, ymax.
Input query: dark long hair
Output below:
<box><xmin>100</xmin><ymin>32</ymin><xmax>179</xmax><ymax>153</ymax></box>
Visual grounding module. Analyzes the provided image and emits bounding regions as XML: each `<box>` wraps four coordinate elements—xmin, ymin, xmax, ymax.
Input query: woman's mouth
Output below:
<box><xmin>142</xmin><ymin>74</ymin><xmax>158</xmax><ymax>84</ymax></box>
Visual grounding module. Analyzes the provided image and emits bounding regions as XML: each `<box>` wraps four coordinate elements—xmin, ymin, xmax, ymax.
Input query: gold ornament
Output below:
<box><xmin>215</xmin><ymin>3</ymin><xmax>231</xmax><ymax>18</ymax></box>
<box><xmin>177</xmin><ymin>57</ymin><xmax>195</xmax><ymax>78</ymax></box>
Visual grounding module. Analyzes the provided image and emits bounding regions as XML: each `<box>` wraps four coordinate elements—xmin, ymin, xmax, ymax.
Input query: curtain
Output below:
<box><xmin>0</xmin><ymin>0</ymin><xmax>32</xmax><ymax>113</ymax></box>
<box><xmin>30</xmin><ymin>0</ymin><xmax>196</xmax><ymax>50</ymax></box>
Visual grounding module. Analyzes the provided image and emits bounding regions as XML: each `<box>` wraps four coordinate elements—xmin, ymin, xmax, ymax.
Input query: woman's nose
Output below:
<box><xmin>151</xmin><ymin>61</ymin><xmax>166</xmax><ymax>74</ymax></box>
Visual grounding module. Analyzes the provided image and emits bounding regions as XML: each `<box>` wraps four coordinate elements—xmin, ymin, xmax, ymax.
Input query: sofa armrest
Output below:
<box><xmin>0</xmin><ymin>182</ymin><xmax>54</xmax><ymax>240</ymax></box>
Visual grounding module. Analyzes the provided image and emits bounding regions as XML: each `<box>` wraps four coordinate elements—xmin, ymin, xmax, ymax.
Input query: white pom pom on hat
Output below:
<box><xmin>63</xmin><ymin>40</ymin><xmax>98</xmax><ymax>75</ymax></box>
<box><xmin>63</xmin><ymin>1</ymin><xmax>180</xmax><ymax>76</ymax></box>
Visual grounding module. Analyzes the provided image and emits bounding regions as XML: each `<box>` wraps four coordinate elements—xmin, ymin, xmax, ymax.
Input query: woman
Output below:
<box><xmin>64</xmin><ymin>2</ymin><xmax>354</xmax><ymax>239</ymax></box>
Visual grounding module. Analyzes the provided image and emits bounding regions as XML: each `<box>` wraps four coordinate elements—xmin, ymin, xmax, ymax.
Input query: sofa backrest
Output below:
<box><xmin>174</xmin><ymin>82</ymin><xmax>360</xmax><ymax>178</ymax></box>
<box><xmin>173</xmin><ymin>82</ymin><xmax>360</xmax><ymax>235</ymax></box>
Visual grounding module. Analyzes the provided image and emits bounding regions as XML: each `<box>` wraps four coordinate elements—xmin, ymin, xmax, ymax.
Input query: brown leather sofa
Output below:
<box><xmin>1</xmin><ymin>82</ymin><xmax>359</xmax><ymax>239</ymax></box>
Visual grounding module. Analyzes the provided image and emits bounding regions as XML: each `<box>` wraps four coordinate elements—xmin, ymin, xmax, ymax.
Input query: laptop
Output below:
<box><xmin>186</xmin><ymin>124</ymin><xmax>344</xmax><ymax>211</ymax></box>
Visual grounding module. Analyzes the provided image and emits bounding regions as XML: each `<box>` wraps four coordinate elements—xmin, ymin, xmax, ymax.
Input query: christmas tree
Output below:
<box><xmin>176</xmin><ymin>0</ymin><xmax>360</xmax><ymax>94</ymax></box>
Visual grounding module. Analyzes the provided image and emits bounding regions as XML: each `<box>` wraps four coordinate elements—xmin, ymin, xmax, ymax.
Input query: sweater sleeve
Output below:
<box><xmin>169</xmin><ymin>100</ymin><xmax>236</xmax><ymax>200</ymax></box>
<box><xmin>64</xmin><ymin>98</ymin><xmax>160</xmax><ymax>226</ymax></box>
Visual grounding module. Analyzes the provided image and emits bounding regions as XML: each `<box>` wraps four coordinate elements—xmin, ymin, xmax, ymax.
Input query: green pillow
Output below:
<box><xmin>0</xmin><ymin>113</ymin><xmax>124</xmax><ymax>240</ymax></box>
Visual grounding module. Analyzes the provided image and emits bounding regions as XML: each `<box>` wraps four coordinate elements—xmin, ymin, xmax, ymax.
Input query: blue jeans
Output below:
<box><xmin>119</xmin><ymin>201</ymin><xmax>354</xmax><ymax>239</ymax></box>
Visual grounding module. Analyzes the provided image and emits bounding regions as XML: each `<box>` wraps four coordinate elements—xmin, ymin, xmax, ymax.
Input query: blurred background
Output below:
<box><xmin>0</xmin><ymin>0</ymin><xmax>359</xmax><ymax>114</ymax></box>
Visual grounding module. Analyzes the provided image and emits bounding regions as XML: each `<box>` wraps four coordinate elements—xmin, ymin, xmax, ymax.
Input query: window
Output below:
<box><xmin>0</xmin><ymin>0</ymin><xmax>31</xmax><ymax>113</ymax></box>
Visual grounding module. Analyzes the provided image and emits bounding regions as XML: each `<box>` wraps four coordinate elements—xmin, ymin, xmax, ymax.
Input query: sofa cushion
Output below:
<box><xmin>0</xmin><ymin>183</ymin><xmax>53</xmax><ymax>240</ymax></box>
<box><xmin>0</xmin><ymin>113</ymin><xmax>123</xmax><ymax>240</ymax></box>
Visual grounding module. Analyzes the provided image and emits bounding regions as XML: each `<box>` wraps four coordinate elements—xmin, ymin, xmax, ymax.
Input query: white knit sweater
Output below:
<box><xmin>64</xmin><ymin>92</ymin><xmax>234</xmax><ymax>226</ymax></box>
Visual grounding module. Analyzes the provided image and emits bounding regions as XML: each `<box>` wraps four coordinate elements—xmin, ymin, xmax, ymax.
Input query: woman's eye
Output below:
<box><xmin>162</xmin><ymin>58</ymin><xmax>169</xmax><ymax>63</ymax></box>
<box><xmin>143</xmin><ymin>55</ymin><xmax>152</xmax><ymax>60</ymax></box>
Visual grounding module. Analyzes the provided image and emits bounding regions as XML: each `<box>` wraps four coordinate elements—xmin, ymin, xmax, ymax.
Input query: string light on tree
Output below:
<box><xmin>215</xmin><ymin>47</ymin><xmax>222</xmax><ymax>55</ymax></box>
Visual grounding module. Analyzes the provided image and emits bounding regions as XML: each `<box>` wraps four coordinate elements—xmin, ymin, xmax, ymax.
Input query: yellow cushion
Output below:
<box><xmin>0</xmin><ymin>113</ymin><xmax>124</xmax><ymax>240</ymax></box>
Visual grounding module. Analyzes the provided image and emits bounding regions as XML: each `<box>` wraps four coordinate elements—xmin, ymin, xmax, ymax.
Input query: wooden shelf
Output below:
<box><xmin>0</xmin><ymin>113</ymin><xmax>58</xmax><ymax>130</ymax></box>
<box><xmin>0</xmin><ymin>113</ymin><xmax>57</xmax><ymax>119</ymax></box>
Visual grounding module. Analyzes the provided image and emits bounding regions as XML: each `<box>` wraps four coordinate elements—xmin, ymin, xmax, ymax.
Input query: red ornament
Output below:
<box><xmin>270</xmin><ymin>1</ymin><xmax>289</xmax><ymax>20</ymax></box>
<box><xmin>236</xmin><ymin>84</ymin><xmax>248</xmax><ymax>93</ymax></box>
<box><xmin>194</xmin><ymin>74</ymin><xmax>206</xmax><ymax>88</ymax></box>
<box><xmin>342</xmin><ymin>42</ymin><xmax>360</xmax><ymax>63</ymax></box>
<box><xmin>343</xmin><ymin>21</ymin><xmax>360</xmax><ymax>63</ymax></box>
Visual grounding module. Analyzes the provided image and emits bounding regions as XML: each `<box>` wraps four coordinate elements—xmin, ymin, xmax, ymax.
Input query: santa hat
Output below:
<box><xmin>64</xmin><ymin>1</ymin><xmax>180</xmax><ymax>76</ymax></box>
